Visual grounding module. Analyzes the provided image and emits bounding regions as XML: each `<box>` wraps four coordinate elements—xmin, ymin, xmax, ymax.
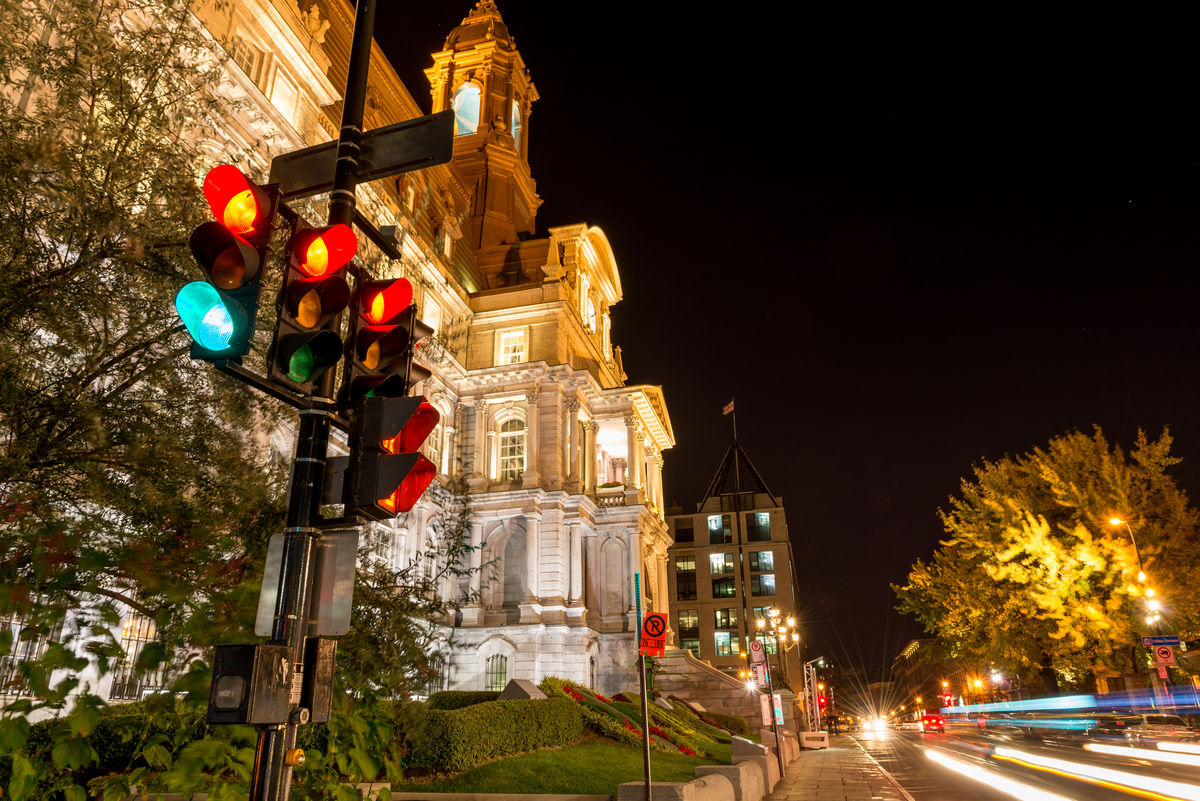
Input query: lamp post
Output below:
<box><xmin>1110</xmin><ymin>516</ymin><xmax>1167</xmax><ymax>693</ymax></box>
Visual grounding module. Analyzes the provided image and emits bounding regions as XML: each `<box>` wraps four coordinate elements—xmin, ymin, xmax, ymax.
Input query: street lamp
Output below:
<box><xmin>1109</xmin><ymin>517</ymin><xmax>1146</xmax><ymax>583</ymax></box>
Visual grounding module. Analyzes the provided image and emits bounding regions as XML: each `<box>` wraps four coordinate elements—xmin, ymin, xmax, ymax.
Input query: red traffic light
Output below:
<box><xmin>360</xmin><ymin>279</ymin><xmax>414</xmax><ymax>325</ymax></box>
<box><xmin>350</xmin><ymin>396</ymin><xmax>439</xmax><ymax>519</ymax></box>
<box><xmin>818</xmin><ymin>696</ymin><xmax>827</xmax><ymax>707</ymax></box>
<box><xmin>288</xmin><ymin>224</ymin><xmax>358</xmax><ymax>278</ymax></box>
<box><xmin>202</xmin><ymin>165</ymin><xmax>270</xmax><ymax>238</ymax></box>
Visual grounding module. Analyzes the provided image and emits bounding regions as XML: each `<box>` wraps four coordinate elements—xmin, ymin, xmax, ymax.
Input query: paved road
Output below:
<box><xmin>853</xmin><ymin>727</ymin><xmax>1200</xmax><ymax>800</ymax></box>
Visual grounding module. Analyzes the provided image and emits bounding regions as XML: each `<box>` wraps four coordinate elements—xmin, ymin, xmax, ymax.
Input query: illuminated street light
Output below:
<box><xmin>1109</xmin><ymin>517</ymin><xmax>1147</xmax><ymax>582</ymax></box>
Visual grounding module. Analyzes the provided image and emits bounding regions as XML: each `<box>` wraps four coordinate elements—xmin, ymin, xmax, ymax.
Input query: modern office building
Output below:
<box><xmin>666</xmin><ymin>439</ymin><xmax>801</xmax><ymax>687</ymax></box>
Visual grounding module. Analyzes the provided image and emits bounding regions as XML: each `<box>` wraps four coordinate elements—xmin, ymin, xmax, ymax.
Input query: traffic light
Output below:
<box><xmin>175</xmin><ymin>165</ymin><xmax>276</xmax><ymax>360</ymax></box>
<box><xmin>343</xmin><ymin>278</ymin><xmax>432</xmax><ymax>402</ymax></box>
<box><xmin>268</xmin><ymin>221</ymin><xmax>355</xmax><ymax>394</ymax></box>
<box><xmin>818</xmin><ymin>695</ymin><xmax>828</xmax><ymax>709</ymax></box>
<box><xmin>348</xmin><ymin>395</ymin><xmax>438</xmax><ymax>520</ymax></box>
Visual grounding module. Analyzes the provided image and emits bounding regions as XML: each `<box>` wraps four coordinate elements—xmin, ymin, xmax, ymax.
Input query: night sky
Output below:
<box><xmin>374</xmin><ymin>4</ymin><xmax>1200</xmax><ymax>674</ymax></box>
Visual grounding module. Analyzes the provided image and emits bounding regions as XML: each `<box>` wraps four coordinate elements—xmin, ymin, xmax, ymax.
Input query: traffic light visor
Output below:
<box><xmin>362</xmin><ymin>279</ymin><xmax>414</xmax><ymax>324</ymax></box>
<box><xmin>382</xmin><ymin>400</ymin><xmax>440</xmax><ymax>454</ymax></box>
<box><xmin>290</xmin><ymin>224</ymin><xmax>358</xmax><ymax>278</ymax></box>
<box><xmin>175</xmin><ymin>281</ymin><xmax>247</xmax><ymax>351</ymax></box>
<box><xmin>379</xmin><ymin>454</ymin><xmax>437</xmax><ymax>514</ymax></box>
<box><xmin>202</xmin><ymin>165</ymin><xmax>268</xmax><ymax>237</ymax></box>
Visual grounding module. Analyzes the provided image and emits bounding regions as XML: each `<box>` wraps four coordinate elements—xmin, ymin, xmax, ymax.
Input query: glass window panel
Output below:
<box><xmin>452</xmin><ymin>84</ymin><xmax>481</xmax><ymax>135</ymax></box>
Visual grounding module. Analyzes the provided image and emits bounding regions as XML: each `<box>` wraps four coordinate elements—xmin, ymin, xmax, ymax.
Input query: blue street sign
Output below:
<box><xmin>1142</xmin><ymin>634</ymin><xmax>1181</xmax><ymax>647</ymax></box>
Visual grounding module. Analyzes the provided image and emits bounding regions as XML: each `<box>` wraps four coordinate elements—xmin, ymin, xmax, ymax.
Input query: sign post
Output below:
<box><xmin>635</xmin><ymin>572</ymin><xmax>651</xmax><ymax>800</ymax></box>
<box><xmin>750</xmin><ymin>640</ymin><xmax>785</xmax><ymax>776</ymax></box>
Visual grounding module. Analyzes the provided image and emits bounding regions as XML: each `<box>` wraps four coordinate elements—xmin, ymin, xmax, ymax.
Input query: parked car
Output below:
<box><xmin>920</xmin><ymin>714</ymin><xmax>946</xmax><ymax>733</ymax></box>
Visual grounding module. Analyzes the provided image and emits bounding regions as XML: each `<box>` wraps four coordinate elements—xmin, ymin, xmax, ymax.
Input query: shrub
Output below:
<box><xmin>411</xmin><ymin>697</ymin><xmax>583</xmax><ymax>772</ymax></box>
<box><xmin>427</xmin><ymin>690</ymin><xmax>501</xmax><ymax>710</ymax></box>
<box><xmin>708</xmin><ymin>711</ymin><xmax>749</xmax><ymax>735</ymax></box>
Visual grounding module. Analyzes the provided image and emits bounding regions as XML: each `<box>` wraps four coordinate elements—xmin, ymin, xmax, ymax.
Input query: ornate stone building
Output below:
<box><xmin>2</xmin><ymin>0</ymin><xmax>674</xmax><ymax>709</ymax></box>
<box><xmin>198</xmin><ymin>0</ymin><xmax>675</xmax><ymax>695</ymax></box>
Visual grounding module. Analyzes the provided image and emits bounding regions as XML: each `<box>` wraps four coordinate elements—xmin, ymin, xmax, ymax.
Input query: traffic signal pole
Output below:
<box><xmin>249</xmin><ymin>1</ymin><xmax>377</xmax><ymax>798</ymax></box>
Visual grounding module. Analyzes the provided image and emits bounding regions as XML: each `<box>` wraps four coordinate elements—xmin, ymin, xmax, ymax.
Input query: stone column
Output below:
<box><xmin>650</xmin><ymin>451</ymin><xmax>664</xmax><ymax>512</ymax></box>
<box><xmin>468</xmin><ymin>398</ymin><xmax>489</xmax><ymax>491</ymax></box>
<box><xmin>583</xmin><ymin>420</ymin><xmax>598</xmax><ymax>494</ymax></box>
<box><xmin>522</xmin><ymin>389</ymin><xmax>541</xmax><ymax>485</ymax></box>
<box><xmin>627</xmin><ymin>528</ymin><xmax>641</xmax><ymax>613</ymax></box>
<box><xmin>565</xmin><ymin>401</ymin><xmax>581</xmax><ymax>492</ymax></box>
<box><xmin>624</xmin><ymin>415</ymin><xmax>642</xmax><ymax>504</ymax></box>
<box><xmin>524</xmin><ymin>515</ymin><xmax>540</xmax><ymax>601</ymax></box>
<box><xmin>568</xmin><ymin>523</ymin><xmax>583</xmax><ymax>606</ymax></box>
<box><xmin>462</xmin><ymin>520</ymin><xmax>485</xmax><ymax>626</ymax></box>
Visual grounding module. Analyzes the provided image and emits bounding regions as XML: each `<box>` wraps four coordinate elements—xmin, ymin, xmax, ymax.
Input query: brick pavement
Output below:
<box><xmin>764</xmin><ymin>736</ymin><xmax>914</xmax><ymax>801</ymax></box>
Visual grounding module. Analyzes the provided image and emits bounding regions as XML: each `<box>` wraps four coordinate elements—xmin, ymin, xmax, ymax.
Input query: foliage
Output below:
<box><xmin>894</xmin><ymin>427</ymin><xmax>1200</xmax><ymax>690</ymax></box>
<box><xmin>427</xmin><ymin>690</ymin><xmax>500</xmax><ymax>710</ymax></box>
<box><xmin>706</xmin><ymin>711</ymin><xmax>748</xmax><ymax>736</ymax></box>
<box><xmin>394</xmin><ymin>741</ymin><xmax>711</xmax><ymax>796</ymax></box>
<box><xmin>410</xmin><ymin>698</ymin><xmax>583</xmax><ymax>772</ymax></box>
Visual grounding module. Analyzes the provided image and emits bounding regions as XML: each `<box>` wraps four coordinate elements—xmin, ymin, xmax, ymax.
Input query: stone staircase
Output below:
<box><xmin>654</xmin><ymin>648</ymin><xmax>786</xmax><ymax>736</ymax></box>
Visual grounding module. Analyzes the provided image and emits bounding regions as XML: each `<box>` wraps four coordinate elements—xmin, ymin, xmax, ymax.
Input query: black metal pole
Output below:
<box><xmin>766</xmin><ymin>667</ymin><xmax>785</xmax><ymax>777</ymax></box>
<box><xmin>639</xmin><ymin>654</ymin><xmax>653</xmax><ymax>800</ymax></box>
<box><xmin>248</xmin><ymin>1</ymin><xmax>377</xmax><ymax>798</ymax></box>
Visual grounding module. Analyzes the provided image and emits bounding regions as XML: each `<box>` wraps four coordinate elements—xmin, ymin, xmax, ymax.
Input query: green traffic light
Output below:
<box><xmin>175</xmin><ymin>281</ymin><xmax>247</xmax><ymax>352</ymax></box>
<box><xmin>286</xmin><ymin>345</ymin><xmax>316</xmax><ymax>383</ymax></box>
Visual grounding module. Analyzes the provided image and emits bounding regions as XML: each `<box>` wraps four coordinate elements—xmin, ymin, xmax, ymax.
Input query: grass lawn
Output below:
<box><xmin>395</xmin><ymin>736</ymin><xmax>728</xmax><ymax>796</ymax></box>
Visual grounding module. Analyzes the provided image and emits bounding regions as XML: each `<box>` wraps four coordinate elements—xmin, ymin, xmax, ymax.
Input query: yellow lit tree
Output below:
<box><xmin>895</xmin><ymin>428</ymin><xmax>1200</xmax><ymax>692</ymax></box>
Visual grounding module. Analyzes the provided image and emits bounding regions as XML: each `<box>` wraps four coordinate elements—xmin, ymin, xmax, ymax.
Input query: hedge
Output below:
<box><xmin>411</xmin><ymin>697</ymin><xmax>583</xmax><ymax>772</ymax></box>
<box><xmin>708</xmin><ymin>711</ymin><xmax>749</xmax><ymax>735</ymax></box>
<box><xmin>427</xmin><ymin>690</ymin><xmax>501</xmax><ymax>710</ymax></box>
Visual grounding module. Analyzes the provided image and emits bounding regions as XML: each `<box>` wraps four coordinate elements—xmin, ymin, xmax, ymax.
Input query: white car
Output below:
<box><xmin>1123</xmin><ymin>714</ymin><xmax>1196</xmax><ymax>746</ymax></box>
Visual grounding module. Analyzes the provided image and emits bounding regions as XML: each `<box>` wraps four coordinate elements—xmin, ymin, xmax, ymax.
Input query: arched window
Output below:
<box><xmin>498</xmin><ymin>418</ymin><xmax>526</xmax><ymax>481</ymax></box>
<box><xmin>485</xmin><ymin>654</ymin><xmax>508</xmax><ymax>691</ymax></box>
<box><xmin>580</xmin><ymin>273</ymin><xmax>596</xmax><ymax>332</ymax></box>
<box><xmin>452</xmin><ymin>84</ymin><xmax>481</xmax><ymax>136</ymax></box>
<box><xmin>510</xmin><ymin>99</ymin><xmax>522</xmax><ymax>152</ymax></box>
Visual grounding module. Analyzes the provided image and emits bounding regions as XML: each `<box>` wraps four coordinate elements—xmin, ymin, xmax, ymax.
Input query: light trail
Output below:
<box><xmin>1085</xmin><ymin>742</ymin><xmax>1200</xmax><ymax>768</ymax></box>
<box><xmin>924</xmin><ymin>748</ymin><xmax>1078</xmax><ymax>801</ymax></box>
<box><xmin>994</xmin><ymin>745</ymin><xmax>1200</xmax><ymax>800</ymax></box>
<box><xmin>1160</xmin><ymin>743</ymin><xmax>1200</xmax><ymax>757</ymax></box>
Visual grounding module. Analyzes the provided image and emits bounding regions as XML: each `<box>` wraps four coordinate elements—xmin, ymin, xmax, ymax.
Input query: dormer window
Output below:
<box><xmin>511</xmin><ymin>100</ymin><xmax>522</xmax><ymax>152</ymax></box>
<box><xmin>497</xmin><ymin>328</ymin><xmax>527</xmax><ymax>365</ymax></box>
<box><xmin>452</xmin><ymin>84</ymin><xmax>481</xmax><ymax>135</ymax></box>
<box><xmin>231</xmin><ymin>37</ymin><xmax>263</xmax><ymax>84</ymax></box>
<box><xmin>580</xmin><ymin>273</ymin><xmax>596</xmax><ymax>332</ymax></box>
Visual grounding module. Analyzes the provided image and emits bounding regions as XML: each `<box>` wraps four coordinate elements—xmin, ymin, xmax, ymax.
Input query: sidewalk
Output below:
<box><xmin>764</xmin><ymin>736</ymin><xmax>913</xmax><ymax>801</ymax></box>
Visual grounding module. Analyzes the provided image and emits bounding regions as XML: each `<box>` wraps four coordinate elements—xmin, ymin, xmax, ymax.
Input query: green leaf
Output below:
<box><xmin>143</xmin><ymin>743</ymin><xmax>173</xmax><ymax>769</ymax></box>
<box><xmin>63</xmin><ymin>785</ymin><xmax>87</xmax><ymax>801</ymax></box>
<box><xmin>8</xmin><ymin>753</ymin><xmax>37</xmax><ymax>801</ymax></box>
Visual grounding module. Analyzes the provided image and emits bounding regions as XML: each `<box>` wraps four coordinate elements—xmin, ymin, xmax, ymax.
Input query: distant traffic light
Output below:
<box><xmin>343</xmin><ymin>277</ymin><xmax>432</xmax><ymax>402</ymax></box>
<box><xmin>348</xmin><ymin>395</ymin><xmax>438</xmax><ymax>520</ymax></box>
<box><xmin>176</xmin><ymin>165</ymin><xmax>276</xmax><ymax>360</ymax></box>
<box><xmin>818</xmin><ymin>695</ymin><xmax>828</xmax><ymax>709</ymax></box>
<box><xmin>268</xmin><ymin>221</ymin><xmax>355</xmax><ymax>394</ymax></box>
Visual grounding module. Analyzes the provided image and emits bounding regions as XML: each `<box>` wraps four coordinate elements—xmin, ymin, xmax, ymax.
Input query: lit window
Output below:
<box><xmin>270</xmin><ymin>72</ymin><xmax>298</xmax><ymax>125</ymax></box>
<box><xmin>681</xmin><ymin>639</ymin><xmax>700</xmax><ymax>658</ymax></box>
<box><xmin>709</xmin><ymin>553</ymin><xmax>734</xmax><ymax>576</ymax></box>
<box><xmin>746</xmin><ymin>512</ymin><xmax>771</xmax><ymax>542</ymax></box>
<box><xmin>497</xmin><ymin>329</ymin><xmax>526</xmax><ymax>365</ymax></box>
<box><xmin>675</xmin><ymin>555</ymin><xmax>695</xmax><ymax>572</ymax></box>
<box><xmin>708</xmin><ymin>514</ymin><xmax>732</xmax><ymax>544</ymax></box>
<box><xmin>712</xmin><ymin>577</ymin><xmax>736</xmax><ymax>598</ymax></box>
<box><xmin>511</xmin><ymin>99</ymin><xmax>522</xmax><ymax>151</ymax></box>
<box><xmin>750</xmin><ymin>551</ymin><xmax>774</xmax><ymax>572</ymax></box>
<box><xmin>678</xmin><ymin>609</ymin><xmax>699</xmax><ymax>635</ymax></box>
<box><xmin>485</xmin><ymin>654</ymin><xmax>507</xmax><ymax>691</ymax></box>
<box><xmin>714</xmin><ymin>632</ymin><xmax>739</xmax><ymax>656</ymax></box>
<box><xmin>422</xmin><ymin>299</ymin><xmax>442</xmax><ymax>336</ymax></box>
<box><xmin>751</xmin><ymin>574</ymin><xmax>776</xmax><ymax>596</ymax></box>
<box><xmin>498</xmin><ymin>419</ymin><xmax>526</xmax><ymax>480</ymax></box>
<box><xmin>714</xmin><ymin>608</ymin><xmax>738</xmax><ymax>630</ymax></box>
<box><xmin>452</xmin><ymin>84</ymin><xmax>481</xmax><ymax>135</ymax></box>
<box><xmin>110</xmin><ymin>613</ymin><xmax>164</xmax><ymax>701</ymax></box>
<box><xmin>231</xmin><ymin>37</ymin><xmax>262</xmax><ymax>84</ymax></box>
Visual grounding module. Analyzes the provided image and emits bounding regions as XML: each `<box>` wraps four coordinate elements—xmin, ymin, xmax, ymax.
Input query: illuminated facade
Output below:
<box><xmin>200</xmin><ymin>0</ymin><xmax>676</xmax><ymax>695</ymax></box>
<box><xmin>2</xmin><ymin>0</ymin><xmax>673</xmax><ymax>708</ymax></box>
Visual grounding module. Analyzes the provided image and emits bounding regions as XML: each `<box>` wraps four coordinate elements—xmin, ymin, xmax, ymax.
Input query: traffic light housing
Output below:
<box><xmin>348</xmin><ymin>395</ymin><xmax>438</xmax><ymax>520</ymax></box>
<box><xmin>343</xmin><ymin>278</ymin><xmax>432</xmax><ymax>402</ymax></box>
<box><xmin>176</xmin><ymin>165</ymin><xmax>276</xmax><ymax>360</ymax></box>
<box><xmin>268</xmin><ymin>221</ymin><xmax>355</xmax><ymax>394</ymax></box>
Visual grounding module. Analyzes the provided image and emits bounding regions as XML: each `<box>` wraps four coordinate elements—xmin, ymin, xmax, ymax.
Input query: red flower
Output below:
<box><xmin>596</xmin><ymin>693</ymin><xmax>612</xmax><ymax>703</ymax></box>
<box><xmin>679</xmin><ymin>745</ymin><xmax>697</xmax><ymax>756</ymax></box>
<box><xmin>562</xmin><ymin>685</ymin><xmax>585</xmax><ymax>702</ymax></box>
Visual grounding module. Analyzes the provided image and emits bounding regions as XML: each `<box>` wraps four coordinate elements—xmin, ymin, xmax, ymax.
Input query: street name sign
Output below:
<box><xmin>269</xmin><ymin>111</ymin><xmax>453</xmax><ymax>200</ymax></box>
<box><xmin>1142</xmin><ymin>634</ymin><xmax>1181</xmax><ymax>647</ymax></box>
<box><xmin>748</xmin><ymin>638</ymin><xmax>766</xmax><ymax>664</ymax></box>
<box><xmin>639</xmin><ymin>613</ymin><xmax>666</xmax><ymax>657</ymax></box>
